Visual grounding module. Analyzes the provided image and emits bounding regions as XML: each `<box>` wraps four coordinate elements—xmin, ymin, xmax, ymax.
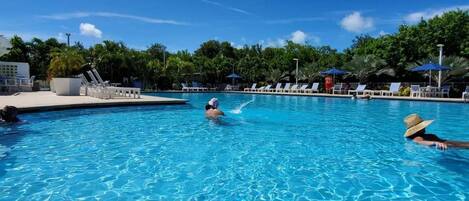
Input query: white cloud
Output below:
<box><xmin>260</xmin><ymin>30</ymin><xmax>320</xmax><ymax>48</ymax></box>
<box><xmin>79</xmin><ymin>23</ymin><xmax>102</xmax><ymax>38</ymax></box>
<box><xmin>340</xmin><ymin>12</ymin><xmax>374</xmax><ymax>33</ymax></box>
<box><xmin>404</xmin><ymin>5</ymin><xmax>469</xmax><ymax>23</ymax></box>
<box><xmin>201</xmin><ymin>0</ymin><xmax>252</xmax><ymax>15</ymax></box>
<box><xmin>40</xmin><ymin>12</ymin><xmax>188</xmax><ymax>25</ymax></box>
<box><xmin>290</xmin><ymin>30</ymin><xmax>307</xmax><ymax>44</ymax></box>
<box><xmin>378</xmin><ymin>30</ymin><xmax>388</xmax><ymax>36</ymax></box>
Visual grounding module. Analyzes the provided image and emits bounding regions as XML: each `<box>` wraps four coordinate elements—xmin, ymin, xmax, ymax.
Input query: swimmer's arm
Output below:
<box><xmin>413</xmin><ymin>137</ymin><xmax>447</xmax><ymax>149</ymax></box>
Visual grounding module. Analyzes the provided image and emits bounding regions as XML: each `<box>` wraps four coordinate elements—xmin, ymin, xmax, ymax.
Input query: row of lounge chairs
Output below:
<box><xmin>79</xmin><ymin>68</ymin><xmax>140</xmax><ymax>99</ymax></box>
<box><xmin>244</xmin><ymin>83</ymin><xmax>320</xmax><ymax>93</ymax></box>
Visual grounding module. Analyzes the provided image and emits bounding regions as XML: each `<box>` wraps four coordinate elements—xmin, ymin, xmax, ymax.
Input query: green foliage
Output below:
<box><xmin>0</xmin><ymin>10</ymin><xmax>467</xmax><ymax>89</ymax></box>
<box><xmin>399</xmin><ymin>86</ymin><xmax>411</xmax><ymax>96</ymax></box>
<box><xmin>48</xmin><ymin>48</ymin><xmax>85</xmax><ymax>78</ymax></box>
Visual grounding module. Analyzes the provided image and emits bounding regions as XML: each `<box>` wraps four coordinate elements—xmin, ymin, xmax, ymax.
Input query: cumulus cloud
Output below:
<box><xmin>404</xmin><ymin>5</ymin><xmax>469</xmax><ymax>23</ymax></box>
<box><xmin>290</xmin><ymin>30</ymin><xmax>307</xmax><ymax>44</ymax></box>
<box><xmin>340</xmin><ymin>12</ymin><xmax>374</xmax><ymax>33</ymax></box>
<box><xmin>260</xmin><ymin>30</ymin><xmax>320</xmax><ymax>47</ymax></box>
<box><xmin>79</xmin><ymin>23</ymin><xmax>102</xmax><ymax>38</ymax></box>
<box><xmin>378</xmin><ymin>30</ymin><xmax>388</xmax><ymax>36</ymax></box>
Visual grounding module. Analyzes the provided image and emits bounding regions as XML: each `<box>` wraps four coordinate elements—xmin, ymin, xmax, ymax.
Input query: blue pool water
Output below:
<box><xmin>1</xmin><ymin>93</ymin><xmax>468</xmax><ymax>200</ymax></box>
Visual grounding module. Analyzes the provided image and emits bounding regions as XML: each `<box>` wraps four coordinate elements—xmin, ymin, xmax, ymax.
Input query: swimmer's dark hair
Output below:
<box><xmin>205</xmin><ymin>104</ymin><xmax>214</xmax><ymax>111</ymax></box>
<box><xmin>1</xmin><ymin>105</ymin><xmax>20</xmax><ymax>123</ymax></box>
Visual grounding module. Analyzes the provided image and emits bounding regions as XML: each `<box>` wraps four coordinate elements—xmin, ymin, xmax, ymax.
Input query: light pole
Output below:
<box><xmin>437</xmin><ymin>44</ymin><xmax>444</xmax><ymax>88</ymax></box>
<box><xmin>65</xmin><ymin>33</ymin><xmax>71</xmax><ymax>47</ymax></box>
<box><xmin>293</xmin><ymin>58</ymin><xmax>299</xmax><ymax>85</ymax></box>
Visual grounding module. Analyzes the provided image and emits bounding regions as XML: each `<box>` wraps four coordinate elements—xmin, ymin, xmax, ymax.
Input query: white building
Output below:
<box><xmin>0</xmin><ymin>61</ymin><xmax>30</xmax><ymax>78</ymax></box>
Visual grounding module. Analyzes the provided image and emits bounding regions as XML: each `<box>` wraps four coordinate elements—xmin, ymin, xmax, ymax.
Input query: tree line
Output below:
<box><xmin>1</xmin><ymin>10</ymin><xmax>468</xmax><ymax>89</ymax></box>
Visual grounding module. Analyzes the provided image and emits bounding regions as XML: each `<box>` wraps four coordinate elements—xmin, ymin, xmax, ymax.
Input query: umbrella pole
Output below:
<box><xmin>429</xmin><ymin>70</ymin><xmax>432</xmax><ymax>86</ymax></box>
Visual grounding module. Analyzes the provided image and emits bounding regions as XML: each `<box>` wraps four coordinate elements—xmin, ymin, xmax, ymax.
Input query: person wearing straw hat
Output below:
<box><xmin>404</xmin><ymin>114</ymin><xmax>469</xmax><ymax>150</ymax></box>
<box><xmin>205</xmin><ymin>98</ymin><xmax>224</xmax><ymax>118</ymax></box>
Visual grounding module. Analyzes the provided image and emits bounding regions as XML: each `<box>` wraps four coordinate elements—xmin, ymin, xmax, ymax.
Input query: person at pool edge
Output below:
<box><xmin>205</xmin><ymin>98</ymin><xmax>224</xmax><ymax>118</ymax></box>
<box><xmin>404</xmin><ymin>114</ymin><xmax>469</xmax><ymax>150</ymax></box>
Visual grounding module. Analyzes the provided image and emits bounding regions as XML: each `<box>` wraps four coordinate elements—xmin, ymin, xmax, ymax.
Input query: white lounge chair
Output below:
<box><xmin>295</xmin><ymin>84</ymin><xmax>308</xmax><ymax>93</ymax></box>
<box><xmin>410</xmin><ymin>85</ymin><xmax>420</xmax><ymax>97</ymax></box>
<box><xmin>381</xmin><ymin>82</ymin><xmax>401</xmax><ymax>96</ymax></box>
<box><xmin>280</xmin><ymin>83</ymin><xmax>291</xmax><ymax>92</ymax></box>
<box><xmin>304</xmin><ymin>83</ymin><xmax>319</xmax><ymax>93</ymax></box>
<box><xmin>244</xmin><ymin>83</ymin><xmax>257</xmax><ymax>92</ymax></box>
<box><xmin>439</xmin><ymin>85</ymin><xmax>450</xmax><ymax>98</ymax></box>
<box><xmin>92</xmin><ymin>68</ymin><xmax>110</xmax><ymax>86</ymax></box>
<box><xmin>259</xmin><ymin>85</ymin><xmax>272</xmax><ymax>92</ymax></box>
<box><xmin>269</xmin><ymin>83</ymin><xmax>282</xmax><ymax>92</ymax></box>
<box><xmin>462</xmin><ymin>86</ymin><xmax>469</xmax><ymax>101</ymax></box>
<box><xmin>286</xmin><ymin>84</ymin><xmax>299</xmax><ymax>93</ymax></box>
<box><xmin>348</xmin><ymin>84</ymin><xmax>367</xmax><ymax>95</ymax></box>
<box><xmin>332</xmin><ymin>83</ymin><xmax>344</xmax><ymax>94</ymax></box>
<box><xmin>255</xmin><ymin>86</ymin><xmax>265</xmax><ymax>92</ymax></box>
<box><xmin>181</xmin><ymin>83</ymin><xmax>192</xmax><ymax>91</ymax></box>
<box><xmin>87</xmin><ymin>70</ymin><xmax>140</xmax><ymax>99</ymax></box>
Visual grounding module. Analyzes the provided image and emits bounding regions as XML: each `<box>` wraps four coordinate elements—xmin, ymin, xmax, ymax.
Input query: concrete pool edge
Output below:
<box><xmin>151</xmin><ymin>91</ymin><xmax>468</xmax><ymax>104</ymax></box>
<box><xmin>0</xmin><ymin>91</ymin><xmax>188</xmax><ymax>114</ymax></box>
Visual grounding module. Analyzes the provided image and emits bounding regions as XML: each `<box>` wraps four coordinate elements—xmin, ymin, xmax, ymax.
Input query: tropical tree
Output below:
<box><xmin>48</xmin><ymin>48</ymin><xmax>85</xmax><ymax>78</ymax></box>
<box><xmin>345</xmin><ymin>55</ymin><xmax>389</xmax><ymax>83</ymax></box>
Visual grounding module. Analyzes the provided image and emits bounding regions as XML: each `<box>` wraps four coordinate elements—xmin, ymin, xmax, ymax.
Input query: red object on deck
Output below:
<box><xmin>325</xmin><ymin>76</ymin><xmax>333</xmax><ymax>90</ymax></box>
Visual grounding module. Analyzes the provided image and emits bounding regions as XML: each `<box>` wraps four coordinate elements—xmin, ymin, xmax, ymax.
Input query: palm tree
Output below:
<box><xmin>48</xmin><ymin>48</ymin><xmax>85</xmax><ymax>78</ymax></box>
<box><xmin>408</xmin><ymin>55</ymin><xmax>469</xmax><ymax>83</ymax></box>
<box><xmin>298</xmin><ymin>62</ymin><xmax>323</xmax><ymax>83</ymax></box>
<box><xmin>345</xmin><ymin>55</ymin><xmax>390</xmax><ymax>83</ymax></box>
<box><xmin>264</xmin><ymin>68</ymin><xmax>287</xmax><ymax>83</ymax></box>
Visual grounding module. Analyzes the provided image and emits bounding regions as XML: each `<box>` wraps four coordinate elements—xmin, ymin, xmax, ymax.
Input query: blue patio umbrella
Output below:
<box><xmin>320</xmin><ymin>68</ymin><xmax>349</xmax><ymax>83</ymax></box>
<box><xmin>411</xmin><ymin>63</ymin><xmax>450</xmax><ymax>86</ymax></box>
<box><xmin>226</xmin><ymin>72</ymin><xmax>241</xmax><ymax>85</ymax></box>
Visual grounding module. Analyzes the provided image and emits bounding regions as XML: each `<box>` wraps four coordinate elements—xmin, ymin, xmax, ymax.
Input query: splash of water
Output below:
<box><xmin>230</xmin><ymin>97</ymin><xmax>255</xmax><ymax>114</ymax></box>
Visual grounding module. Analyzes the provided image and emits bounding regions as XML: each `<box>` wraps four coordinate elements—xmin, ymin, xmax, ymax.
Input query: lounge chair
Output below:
<box><xmin>381</xmin><ymin>82</ymin><xmax>401</xmax><ymax>96</ymax></box>
<box><xmin>439</xmin><ymin>85</ymin><xmax>450</xmax><ymax>98</ymax></box>
<box><xmin>295</xmin><ymin>84</ymin><xmax>308</xmax><ymax>93</ymax></box>
<box><xmin>286</xmin><ymin>84</ymin><xmax>299</xmax><ymax>93</ymax></box>
<box><xmin>255</xmin><ymin>86</ymin><xmax>265</xmax><ymax>92</ymax></box>
<box><xmin>92</xmin><ymin>68</ymin><xmax>110</xmax><ymax>86</ymax></box>
<box><xmin>244</xmin><ymin>83</ymin><xmax>257</xmax><ymax>92</ymax></box>
<box><xmin>348</xmin><ymin>84</ymin><xmax>367</xmax><ymax>95</ymax></box>
<box><xmin>269</xmin><ymin>83</ymin><xmax>282</xmax><ymax>92</ymax></box>
<box><xmin>332</xmin><ymin>83</ymin><xmax>344</xmax><ymax>94</ymax></box>
<box><xmin>462</xmin><ymin>86</ymin><xmax>469</xmax><ymax>101</ymax></box>
<box><xmin>410</xmin><ymin>85</ymin><xmax>420</xmax><ymax>97</ymax></box>
<box><xmin>224</xmin><ymin>84</ymin><xmax>233</xmax><ymax>91</ymax></box>
<box><xmin>181</xmin><ymin>83</ymin><xmax>191</xmax><ymax>91</ymax></box>
<box><xmin>280</xmin><ymin>83</ymin><xmax>291</xmax><ymax>92</ymax></box>
<box><xmin>87</xmin><ymin>70</ymin><xmax>140</xmax><ymax>99</ymax></box>
<box><xmin>303</xmin><ymin>83</ymin><xmax>319</xmax><ymax>93</ymax></box>
<box><xmin>259</xmin><ymin>85</ymin><xmax>272</xmax><ymax>92</ymax></box>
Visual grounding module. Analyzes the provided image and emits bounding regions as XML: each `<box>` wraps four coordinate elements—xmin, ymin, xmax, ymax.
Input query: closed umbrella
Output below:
<box><xmin>0</xmin><ymin>35</ymin><xmax>12</xmax><ymax>57</ymax></box>
<box><xmin>411</xmin><ymin>63</ymin><xmax>450</xmax><ymax>86</ymax></box>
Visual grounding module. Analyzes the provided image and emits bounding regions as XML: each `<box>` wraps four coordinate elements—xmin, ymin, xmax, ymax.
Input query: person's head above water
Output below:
<box><xmin>403</xmin><ymin>113</ymin><xmax>433</xmax><ymax>137</ymax></box>
<box><xmin>208</xmin><ymin>98</ymin><xmax>219</xmax><ymax>109</ymax></box>
<box><xmin>0</xmin><ymin>105</ymin><xmax>20</xmax><ymax>123</ymax></box>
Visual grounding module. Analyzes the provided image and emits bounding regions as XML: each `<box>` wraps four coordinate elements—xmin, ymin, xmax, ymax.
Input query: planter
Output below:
<box><xmin>52</xmin><ymin>78</ymin><xmax>81</xmax><ymax>96</ymax></box>
<box><xmin>50</xmin><ymin>79</ymin><xmax>55</xmax><ymax>93</ymax></box>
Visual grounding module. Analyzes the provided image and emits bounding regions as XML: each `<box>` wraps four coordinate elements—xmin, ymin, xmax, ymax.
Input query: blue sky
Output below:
<box><xmin>0</xmin><ymin>0</ymin><xmax>468</xmax><ymax>52</ymax></box>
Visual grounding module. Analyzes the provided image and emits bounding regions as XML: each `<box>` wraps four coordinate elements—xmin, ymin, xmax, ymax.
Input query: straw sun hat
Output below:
<box><xmin>404</xmin><ymin>114</ymin><xmax>434</xmax><ymax>137</ymax></box>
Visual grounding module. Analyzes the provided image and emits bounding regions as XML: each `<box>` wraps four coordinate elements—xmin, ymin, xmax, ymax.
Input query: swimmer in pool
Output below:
<box><xmin>404</xmin><ymin>114</ymin><xmax>469</xmax><ymax>150</ymax></box>
<box><xmin>0</xmin><ymin>105</ymin><xmax>20</xmax><ymax>123</ymax></box>
<box><xmin>205</xmin><ymin>98</ymin><xmax>224</xmax><ymax>118</ymax></box>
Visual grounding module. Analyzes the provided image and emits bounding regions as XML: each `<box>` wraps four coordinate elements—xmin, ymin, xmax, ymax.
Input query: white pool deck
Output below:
<box><xmin>231</xmin><ymin>91</ymin><xmax>467</xmax><ymax>103</ymax></box>
<box><xmin>0</xmin><ymin>91</ymin><xmax>187</xmax><ymax>113</ymax></box>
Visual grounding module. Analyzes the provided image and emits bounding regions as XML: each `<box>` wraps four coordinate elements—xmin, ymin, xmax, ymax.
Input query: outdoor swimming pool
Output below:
<box><xmin>1</xmin><ymin>93</ymin><xmax>468</xmax><ymax>200</ymax></box>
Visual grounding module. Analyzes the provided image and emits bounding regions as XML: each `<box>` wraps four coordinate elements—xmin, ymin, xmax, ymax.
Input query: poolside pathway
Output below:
<box><xmin>228</xmin><ymin>91</ymin><xmax>467</xmax><ymax>103</ymax></box>
<box><xmin>0</xmin><ymin>91</ymin><xmax>187</xmax><ymax>113</ymax></box>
